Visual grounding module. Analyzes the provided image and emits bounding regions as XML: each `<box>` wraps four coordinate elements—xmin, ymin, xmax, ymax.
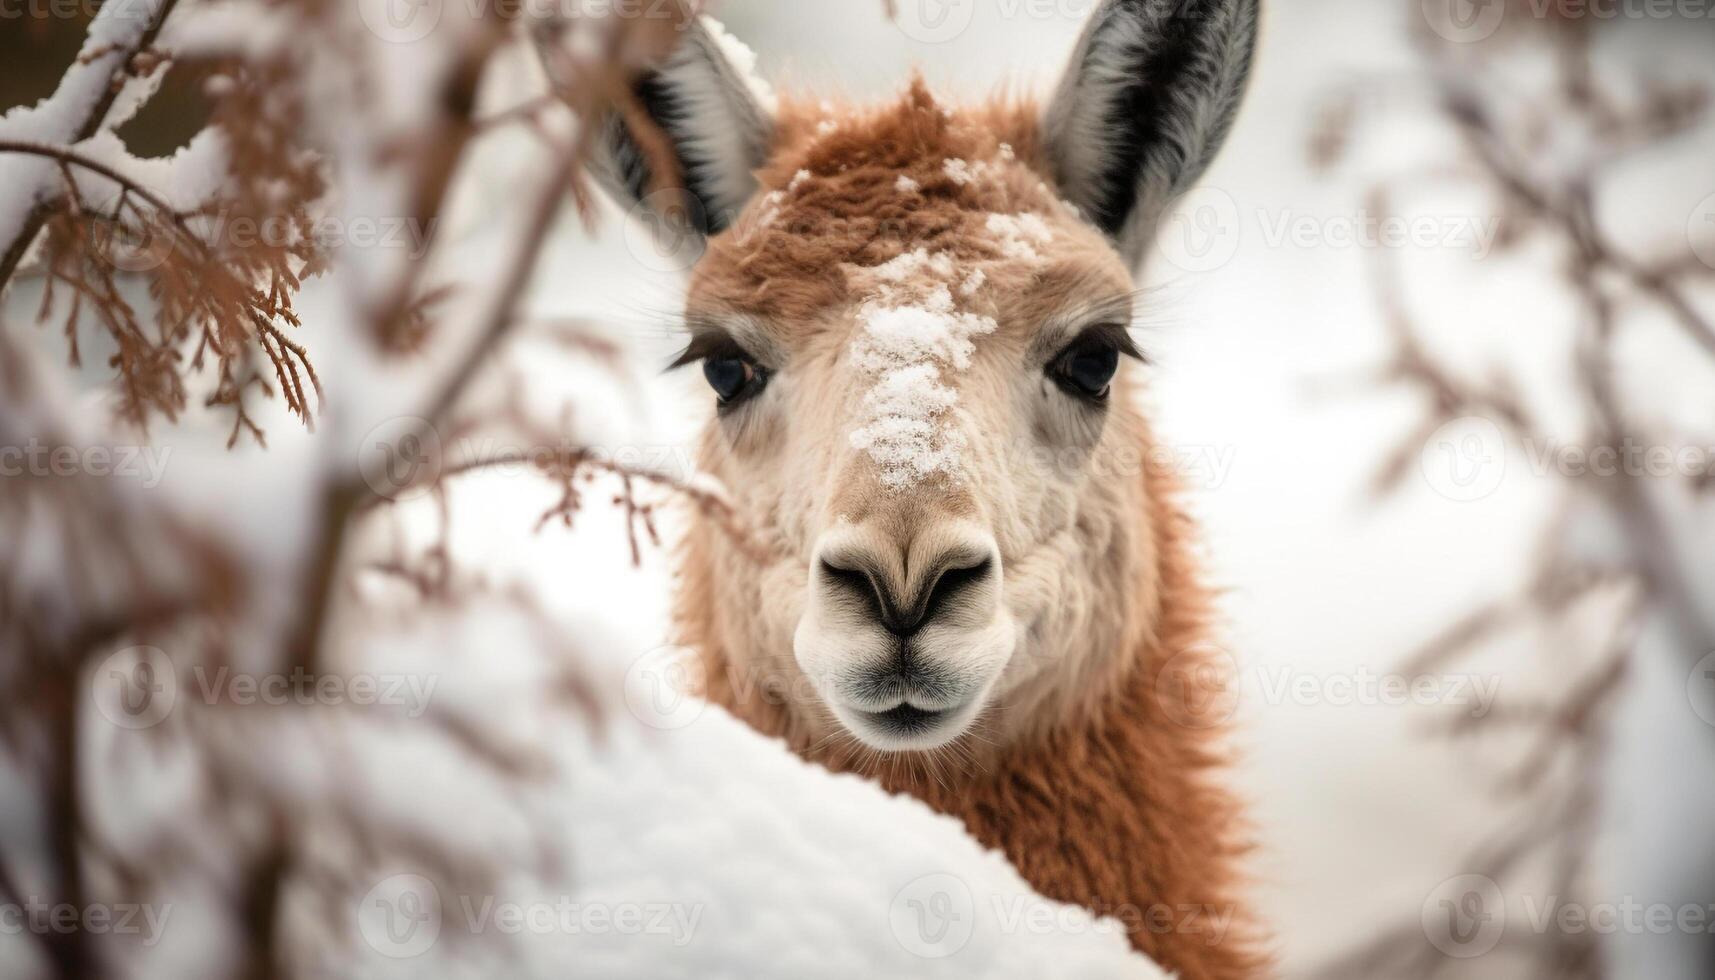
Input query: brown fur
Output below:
<box><xmin>674</xmin><ymin>83</ymin><xmax>1266</xmax><ymax>979</ymax></box>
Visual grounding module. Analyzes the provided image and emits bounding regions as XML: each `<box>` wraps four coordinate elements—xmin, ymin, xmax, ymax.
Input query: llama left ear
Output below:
<box><xmin>1042</xmin><ymin>0</ymin><xmax>1260</xmax><ymax>268</ymax></box>
<box><xmin>588</xmin><ymin>16</ymin><xmax>776</xmax><ymax>236</ymax></box>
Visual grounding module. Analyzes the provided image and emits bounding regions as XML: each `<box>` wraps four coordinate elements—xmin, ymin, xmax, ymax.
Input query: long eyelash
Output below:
<box><xmin>667</xmin><ymin>329</ymin><xmax>749</xmax><ymax>371</ymax></box>
<box><xmin>1059</xmin><ymin>322</ymin><xmax>1147</xmax><ymax>364</ymax></box>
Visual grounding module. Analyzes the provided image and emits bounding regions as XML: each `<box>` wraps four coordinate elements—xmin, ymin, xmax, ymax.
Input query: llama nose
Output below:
<box><xmin>817</xmin><ymin>543</ymin><xmax>997</xmax><ymax>638</ymax></box>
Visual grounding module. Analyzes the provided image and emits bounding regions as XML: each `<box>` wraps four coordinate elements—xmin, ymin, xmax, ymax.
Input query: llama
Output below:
<box><xmin>596</xmin><ymin>3</ymin><xmax>1263</xmax><ymax>977</ymax></box>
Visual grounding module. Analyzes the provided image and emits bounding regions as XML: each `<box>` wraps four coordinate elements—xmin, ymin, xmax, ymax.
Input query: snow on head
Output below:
<box><xmin>700</xmin><ymin>15</ymin><xmax>778</xmax><ymax>114</ymax></box>
<box><xmin>839</xmin><ymin>146</ymin><xmax>1062</xmax><ymax>490</ymax></box>
<box><xmin>942</xmin><ymin>158</ymin><xmax>979</xmax><ymax>185</ymax></box>
<box><xmin>848</xmin><ymin>250</ymin><xmax>997</xmax><ymax>489</ymax></box>
<box><xmin>985</xmin><ymin>212</ymin><xmax>1053</xmax><ymax>261</ymax></box>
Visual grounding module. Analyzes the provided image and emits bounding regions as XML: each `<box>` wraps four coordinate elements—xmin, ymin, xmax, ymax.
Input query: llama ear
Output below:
<box><xmin>1041</xmin><ymin>0</ymin><xmax>1259</xmax><ymax>268</ymax></box>
<box><xmin>592</xmin><ymin>17</ymin><xmax>775</xmax><ymax>236</ymax></box>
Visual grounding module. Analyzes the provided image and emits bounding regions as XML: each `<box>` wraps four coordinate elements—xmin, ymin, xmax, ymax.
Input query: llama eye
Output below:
<box><xmin>703</xmin><ymin>354</ymin><xmax>767</xmax><ymax>407</ymax></box>
<box><xmin>1049</xmin><ymin>339</ymin><xmax>1119</xmax><ymax>401</ymax></box>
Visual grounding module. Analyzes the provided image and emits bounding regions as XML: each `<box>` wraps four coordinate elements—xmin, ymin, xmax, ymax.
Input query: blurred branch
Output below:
<box><xmin>0</xmin><ymin>0</ymin><xmax>180</xmax><ymax>291</ymax></box>
<box><xmin>1315</xmin><ymin>8</ymin><xmax>1715</xmax><ymax>980</ymax></box>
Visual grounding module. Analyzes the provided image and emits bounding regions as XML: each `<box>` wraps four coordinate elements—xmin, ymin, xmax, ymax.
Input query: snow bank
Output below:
<box><xmin>548</xmin><ymin>692</ymin><xmax>1164</xmax><ymax>979</ymax></box>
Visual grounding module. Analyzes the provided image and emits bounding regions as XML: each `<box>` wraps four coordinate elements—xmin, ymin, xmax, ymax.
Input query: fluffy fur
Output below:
<box><xmin>595</xmin><ymin>4</ymin><xmax>1268</xmax><ymax>975</ymax></box>
<box><xmin>670</xmin><ymin>88</ymin><xmax>1267</xmax><ymax>979</ymax></box>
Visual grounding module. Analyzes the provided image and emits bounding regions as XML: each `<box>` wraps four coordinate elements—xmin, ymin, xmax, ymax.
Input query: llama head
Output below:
<box><xmin>597</xmin><ymin>1</ymin><xmax>1258</xmax><ymax>752</ymax></box>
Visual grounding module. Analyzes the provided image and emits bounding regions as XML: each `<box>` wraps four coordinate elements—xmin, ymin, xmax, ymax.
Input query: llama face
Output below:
<box><xmin>675</xmin><ymin>108</ymin><xmax>1148</xmax><ymax>750</ymax></box>
<box><xmin>597</xmin><ymin>1</ymin><xmax>1258</xmax><ymax>750</ymax></box>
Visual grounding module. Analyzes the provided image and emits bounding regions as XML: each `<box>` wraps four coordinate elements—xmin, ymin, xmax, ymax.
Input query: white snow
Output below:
<box><xmin>701</xmin><ymin>15</ymin><xmax>779</xmax><ymax>115</ymax></box>
<box><xmin>0</xmin><ymin>0</ymin><xmax>172</xmax><ymax>261</ymax></box>
<box><xmin>941</xmin><ymin>158</ymin><xmax>979</xmax><ymax>185</ymax></box>
<box><xmin>847</xmin><ymin>251</ymin><xmax>998</xmax><ymax>489</ymax></box>
<box><xmin>984</xmin><ymin>212</ymin><xmax>1053</xmax><ymax>261</ymax></box>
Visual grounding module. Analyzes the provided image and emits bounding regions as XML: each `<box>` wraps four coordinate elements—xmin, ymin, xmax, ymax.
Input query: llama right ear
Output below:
<box><xmin>590</xmin><ymin>16</ymin><xmax>775</xmax><ymax>237</ymax></box>
<box><xmin>1041</xmin><ymin>0</ymin><xmax>1259</xmax><ymax>268</ymax></box>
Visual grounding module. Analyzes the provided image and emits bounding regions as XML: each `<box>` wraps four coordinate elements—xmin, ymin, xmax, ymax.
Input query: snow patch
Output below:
<box><xmin>848</xmin><ymin>250</ymin><xmax>998</xmax><ymax>489</ymax></box>
<box><xmin>985</xmin><ymin>212</ymin><xmax>1054</xmax><ymax>261</ymax></box>
<box><xmin>700</xmin><ymin>16</ymin><xmax>778</xmax><ymax>114</ymax></box>
<box><xmin>959</xmin><ymin>269</ymin><xmax>987</xmax><ymax>297</ymax></box>
<box><xmin>942</xmin><ymin>158</ymin><xmax>979</xmax><ymax>185</ymax></box>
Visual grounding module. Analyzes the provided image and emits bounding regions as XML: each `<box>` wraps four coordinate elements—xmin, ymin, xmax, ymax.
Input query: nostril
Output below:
<box><xmin>916</xmin><ymin>556</ymin><xmax>993</xmax><ymax>632</ymax></box>
<box><xmin>819</xmin><ymin>557</ymin><xmax>887</xmax><ymax>624</ymax></box>
<box><xmin>818</xmin><ymin>549</ymin><xmax>996</xmax><ymax>637</ymax></box>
